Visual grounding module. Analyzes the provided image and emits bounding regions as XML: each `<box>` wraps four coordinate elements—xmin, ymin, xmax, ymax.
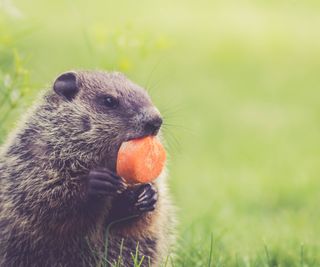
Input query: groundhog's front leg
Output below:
<box><xmin>87</xmin><ymin>168</ymin><xmax>157</xmax><ymax>221</ymax></box>
<box><xmin>107</xmin><ymin>183</ymin><xmax>158</xmax><ymax>222</ymax></box>
<box><xmin>87</xmin><ymin>168</ymin><xmax>126</xmax><ymax>198</ymax></box>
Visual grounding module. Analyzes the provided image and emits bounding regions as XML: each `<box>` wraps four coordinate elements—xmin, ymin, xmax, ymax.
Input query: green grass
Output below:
<box><xmin>1</xmin><ymin>0</ymin><xmax>320</xmax><ymax>266</ymax></box>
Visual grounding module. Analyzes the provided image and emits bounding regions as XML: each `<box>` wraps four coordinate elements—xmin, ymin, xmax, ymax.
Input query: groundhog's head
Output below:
<box><xmin>44</xmin><ymin>70</ymin><xmax>162</xmax><ymax>172</ymax></box>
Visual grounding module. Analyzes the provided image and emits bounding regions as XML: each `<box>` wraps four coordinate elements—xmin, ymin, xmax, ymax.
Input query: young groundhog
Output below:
<box><xmin>0</xmin><ymin>71</ymin><xmax>175</xmax><ymax>267</ymax></box>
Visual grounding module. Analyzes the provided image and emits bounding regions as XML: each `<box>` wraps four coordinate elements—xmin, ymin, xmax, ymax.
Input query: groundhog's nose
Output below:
<box><xmin>144</xmin><ymin>116</ymin><xmax>163</xmax><ymax>136</ymax></box>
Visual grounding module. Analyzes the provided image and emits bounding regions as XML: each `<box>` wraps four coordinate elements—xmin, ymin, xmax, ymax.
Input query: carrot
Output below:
<box><xmin>116</xmin><ymin>136</ymin><xmax>166</xmax><ymax>184</ymax></box>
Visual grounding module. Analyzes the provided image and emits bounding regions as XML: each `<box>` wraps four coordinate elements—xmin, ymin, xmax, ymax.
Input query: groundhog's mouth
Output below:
<box><xmin>125</xmin><ymin>131</ymin><xmax>159</xmax><ymax>145</ymax></box>
<box><xmin>124</xmin><ymin>132</ymin><xmax>158</xmax><ymax>143</ymax></box>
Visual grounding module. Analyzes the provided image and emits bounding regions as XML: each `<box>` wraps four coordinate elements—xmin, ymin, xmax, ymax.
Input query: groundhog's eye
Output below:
<box><xmin>101</xmin><ymin>95</ymin><xmax>119</xmax><ymax>109</ymax></box>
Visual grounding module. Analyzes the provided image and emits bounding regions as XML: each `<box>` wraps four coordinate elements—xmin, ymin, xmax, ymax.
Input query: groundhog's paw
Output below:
<box><xmin>108</xmin><ymin>183</ymin><xmax>157</xmax><ymax>221</ymax></box>
<box><xmin>88</xmin><ymin>168</ymin><xmax>126</xmax><ymax>197</ymax></box>
<box><xmin>135</xmin><ymin>183</ymin><xmax>158</xmax><ymax>212</ymax></box>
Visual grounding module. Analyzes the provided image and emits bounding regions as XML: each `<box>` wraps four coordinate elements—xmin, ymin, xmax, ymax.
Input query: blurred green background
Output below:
<box><xmin>1</xmin><ymin>0</ymin><xmax>320</xmax><ymax>266</ymax></box>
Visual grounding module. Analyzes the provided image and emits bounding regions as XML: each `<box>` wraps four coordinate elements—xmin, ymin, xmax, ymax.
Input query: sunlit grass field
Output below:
<box><xmin>1</xmin><ymin>0</ymin><xmax>320</xmax><ymax>266</ymax></box>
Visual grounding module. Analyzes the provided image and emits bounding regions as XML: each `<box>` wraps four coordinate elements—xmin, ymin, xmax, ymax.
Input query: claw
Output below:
<box><xmin>137</xmin><ymin>190</ymin><xmax>148</xmax><ymax>202</ymax></box>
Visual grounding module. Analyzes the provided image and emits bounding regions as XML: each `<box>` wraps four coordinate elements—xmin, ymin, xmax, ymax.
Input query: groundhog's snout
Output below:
<box><xmin>144</xmin><ymin>115</ymin><xmax>163</xmax><ymax>136</ymax></box>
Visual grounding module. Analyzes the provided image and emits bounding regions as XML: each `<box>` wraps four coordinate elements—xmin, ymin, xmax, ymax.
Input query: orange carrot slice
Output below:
<box><xmin>116</xmin><ymin>136</ymin><xmax>166</xmax><ymax>184</ymax></box>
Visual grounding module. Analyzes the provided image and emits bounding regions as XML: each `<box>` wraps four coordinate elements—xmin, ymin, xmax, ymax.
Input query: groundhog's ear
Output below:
<box><xmin>53</xmin><ymin>71</ymin><xmax>79</xmax><ymax>101</ymax></box>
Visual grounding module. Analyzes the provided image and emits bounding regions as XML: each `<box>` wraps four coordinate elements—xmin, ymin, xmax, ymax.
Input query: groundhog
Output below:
<box><xmin>0</xmin><ymin>71</ymin><xmax>176</xmax><ymax>267</ymax></box>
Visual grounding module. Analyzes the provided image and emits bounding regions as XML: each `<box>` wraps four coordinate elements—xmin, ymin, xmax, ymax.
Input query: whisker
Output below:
<box><xmin>159</xmin><ymin>101</ymin><xmax>186</xmax><ymax>114</ymax></box>
<box><xmin>162</xmin><ymin>127</ymin><xmax>182</xmax><ymax>154</ymax></box>
<box><xmin>161</xmin><ymin>108</ymin><xmax>186</xmax><ymax>124</ymax></box>
<box><xmin>144</xmin><ymin>56</ymin><xmax>167</xmax><ymax>93</ymax></box>
<box><xmin>162</xmin><ymin>123</ymin><xmax>196</xmax><ymax>136</ymax></box>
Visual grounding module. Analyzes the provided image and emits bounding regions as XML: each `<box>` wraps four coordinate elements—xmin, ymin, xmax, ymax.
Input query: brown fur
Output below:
<box><xmin>0</xmin><ymin>71</ymin><xmax>175</xmax><ymax>267</ymax></box>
